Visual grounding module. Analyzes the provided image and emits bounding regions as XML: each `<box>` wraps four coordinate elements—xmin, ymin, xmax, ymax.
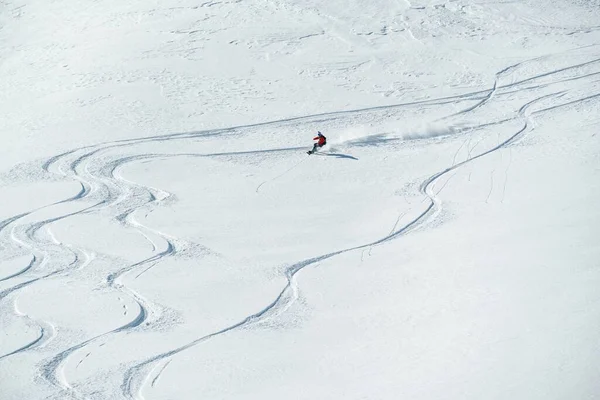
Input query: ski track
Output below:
<box><xmin>121</xmin><ymin>53</ymin><xmax>600</xmax><ymax>399</ymax></box>
<box><xmin>34</xmin><ymin>149</ymin><xmax>190</xmax><ymax>399</ymax></box>
<box><xmin>0</xmin><ymin>48</ymin><xmax>597</xmax><ymax>399</ymax></box>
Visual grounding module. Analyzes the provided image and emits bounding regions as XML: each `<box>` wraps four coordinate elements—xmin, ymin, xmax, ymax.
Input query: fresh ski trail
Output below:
<box><xmin>1</xmin><ymin>48</ymin><xmax>598</xmax><ymax>399</ymax></box>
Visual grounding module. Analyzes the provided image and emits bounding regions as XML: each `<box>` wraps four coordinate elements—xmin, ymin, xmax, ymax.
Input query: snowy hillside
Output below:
<box><xmin>1</xmin><ymin>0</ymin><xmax>599</xmax><ymax>399</ymax></box>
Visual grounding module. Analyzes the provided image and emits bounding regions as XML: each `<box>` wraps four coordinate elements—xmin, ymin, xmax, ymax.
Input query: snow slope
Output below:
<box><xmin>1</xmin><ymin>0</ymin><xmax>600</xmax><ymax>399</ymax></box>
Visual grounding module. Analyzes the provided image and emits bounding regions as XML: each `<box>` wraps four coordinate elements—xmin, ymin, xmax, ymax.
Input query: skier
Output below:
<box><xmin>308</xmin><ymin>131</ymin><xmax>327</xmax><ymax>154</ymax></box>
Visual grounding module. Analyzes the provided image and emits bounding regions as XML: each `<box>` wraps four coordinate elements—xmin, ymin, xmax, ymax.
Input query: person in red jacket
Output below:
<box><xmin>308</xmin><ymin>131</ymin><xmax>327</xmax><ymax>154</ymax></box>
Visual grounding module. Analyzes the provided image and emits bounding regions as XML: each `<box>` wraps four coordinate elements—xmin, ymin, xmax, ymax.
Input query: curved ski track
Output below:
<box><xmin>121</xmin><ymin>53</ymin><xmax>600</xmax><ymax>399</ymax></box>
<box><xmin>0</xmin><ymin>49</ymin><xmax>598</xmax><ymax>400</ymax></box>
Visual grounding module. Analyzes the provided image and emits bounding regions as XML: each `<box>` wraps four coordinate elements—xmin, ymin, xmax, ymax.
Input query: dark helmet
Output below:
<box><xmin>317</xmin><ymin>131</ymin><xmax>323</xmax><ymax>136</ymax></box>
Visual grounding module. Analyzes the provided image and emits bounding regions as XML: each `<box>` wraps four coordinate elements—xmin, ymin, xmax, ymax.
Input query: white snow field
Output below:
<box><xmin>1</xmin><ymin>0</ymin><xmax>600</xmax><ymax>399</ymax></box>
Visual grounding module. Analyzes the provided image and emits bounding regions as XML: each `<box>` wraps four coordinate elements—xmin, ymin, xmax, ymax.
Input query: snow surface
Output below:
<box><xmin>1</xmin><ymin>0</ymin><xmax>600</xmax><ymax>399</ymax></box>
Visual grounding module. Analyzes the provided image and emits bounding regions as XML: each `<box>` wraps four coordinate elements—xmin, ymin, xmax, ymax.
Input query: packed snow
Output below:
<box><xmin>1</xmin><ymin>0</ymin><xmax>599</xmax><ymax>399</ymax></box>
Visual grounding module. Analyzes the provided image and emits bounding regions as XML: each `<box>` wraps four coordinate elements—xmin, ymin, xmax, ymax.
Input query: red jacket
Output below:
<box><xmin>314</xmin><ymin>135</ymin><xmax>326</xmax><ymax>145</ymax></box>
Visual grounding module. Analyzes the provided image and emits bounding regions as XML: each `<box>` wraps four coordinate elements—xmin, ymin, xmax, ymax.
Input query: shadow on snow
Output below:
<box><xmin>314</xmin><ymin>152</ymin><xmax>359</xmax><ymax>160</ymax></box>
